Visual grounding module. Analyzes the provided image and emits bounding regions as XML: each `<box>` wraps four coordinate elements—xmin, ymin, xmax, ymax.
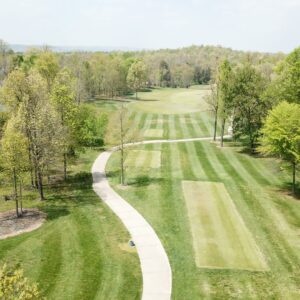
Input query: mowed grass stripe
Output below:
<box><xmin>208</xmin><ymin>144</ymin><xmax>300</xmax><ymax>295</ymax></box>
<box><xmin>137</xmin><ymin>113</ymin><xmax>147</xmax><ymax>131</ymax></box>
<box><xmin>38</xmin><ymin>227</ymin><xmax>63</xmax><ymax>296</ymax></box>
<box><xmin>182</xmin><ymin>181</ymin><xmax>268</xmax><ymax>271</ymax></box>
<box><xmin>224</xmin><ymin>149</ymin><xmax>300</xmax><ymax>262</ymax></box>
<box><xmin>192</xmin><ymin>142</ymin><xmax>280</xmax><ymax>296</ymax></box>
<box><xmin>162</xmin><ymin>143</ymin><xmax>205</xmax><ymax>299</ymax></box>
<box><xmin>168</xmin><ymin>114</ymin><xmax>177</xmax><ymax>139</ymax></box>
<box><xmin>47</xmin><ymin>216</ymin><xmax>84</xmax><ymax>300</ymax></box>
<box><xmin>179</xmin><ymin>116</ymin><xmax>206</xmax><ymax>179</ymax></box>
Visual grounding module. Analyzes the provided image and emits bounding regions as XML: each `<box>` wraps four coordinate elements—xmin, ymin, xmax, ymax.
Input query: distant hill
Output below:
<box><xmin>9</xmin><ymin>44</ymin><xmax>140</xmax><ymax>53</ymax></box>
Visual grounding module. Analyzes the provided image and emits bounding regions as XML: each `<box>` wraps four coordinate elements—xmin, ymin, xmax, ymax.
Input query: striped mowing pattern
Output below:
<box><xmin>107</xmin><ymin>136</ymin><xmax>300</xmax><ymax>299</ymax></box>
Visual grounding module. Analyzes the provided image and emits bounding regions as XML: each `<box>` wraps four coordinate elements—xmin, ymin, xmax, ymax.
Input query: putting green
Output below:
<box><xmin>144</xmin><ymin>129</ymin><xmax>164</xmax><ymax>138</ymax></box>
<box><xmin>130</xmin><ymin>87</ymin><xmax>210</xmax><ymax>114</ymax></box>
<box><xmin>182</xmin><ymin>181</ymin><xmax>268</xmax><ymax>271</ymax></box>
<box><xmin>125</xmin><ymin>150</ymin><xmax>161</xmax><ymax>168</ymax></box>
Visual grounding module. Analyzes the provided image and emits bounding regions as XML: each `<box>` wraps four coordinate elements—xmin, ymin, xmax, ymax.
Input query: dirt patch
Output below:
<box><xmin>0</xmin><ymin>209</ymin><xmax>46</xmax><ymax>240</ymax></box>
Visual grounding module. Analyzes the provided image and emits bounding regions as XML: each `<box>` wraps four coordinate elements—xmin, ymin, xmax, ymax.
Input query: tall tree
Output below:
<box><xmin>205</xmin><ymin>83</ymin><xmax>219</xmax><ymax>141</ymax></box>
<box><xmin>0</xmin><ymin>69</ymin><xmax>27</xmax><ymax>112</ymax></box>
<box><xmin>231</xmin><ymin>64</ymin><xmax>268</xmax><ymax>149</ymax></box>
<box><xmin>127</xmin><ymin>60</ymin><xmax>147</xmax><ymax>99</ymax></box>
<box><xmin>269</xmin><ymin>47</ymin><xmax>300</xmax><ymax>104</ymax></box>
<box><xmin>17</xmin><ymin>70</ymin><xmax>62</xmax><ymax>200</ymax></box>
<box><xmin>218</xmin><ymin>60</ymin><xmax>234</xmax><ymax>147</ymax></box>
<box><xmin>1</xmin><ymin>117</ymin><xmax>29</xmax><ymax>217</ymax></box>
<box><xmin>159</xmin><ymin>60</ymin><xmax>171</xmax><ymax>87</ymax></box>
<box><xmin>105</xmin><ymin>104</ymin><xmax>139</xmax><ymax>185</ymax></box>
<box><xmin>259</xmin><ymin>101</ymin><xmax>300</xmax><ymax>195</ymax></box>
<box><xmin>51</xmin><ymin>68</ymin><xmax>77</xmax><ymax>180</ymax></box>
<box><xmin>35</xmin><ymin>51</ymin><xmax>59</xmax><ymax>91</ymax></box>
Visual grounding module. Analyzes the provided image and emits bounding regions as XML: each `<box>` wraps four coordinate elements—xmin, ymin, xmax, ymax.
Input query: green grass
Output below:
<box><xmin>0</xmin><ymin>149</ymin><xmax>142</xmax><ymax>300</ymax></box>
<box><xmin>182</xmin><ymin>181</ymin><xmax>267</xmax><ymax>271</ymax></box>
<box><xmin>125</xmin><ymin>150</ymin><xmax>161</xmax><ymax>169</ymax></box>
<box><xmin>107</xmin><ymin>139</ymin><xmax>300</xmax><ymax>299</ymax></box>
<box><xmin>129</xmin><ymin>86</ymin><xmax>210</xmax><ymax>114</ymax></box>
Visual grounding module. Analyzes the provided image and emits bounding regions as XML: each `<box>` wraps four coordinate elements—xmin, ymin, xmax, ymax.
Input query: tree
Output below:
<box><xmin>73</xmin><ymin>105</ymin><xmax>107</xmax><ymax>147</ymax></box>
<box><xmin>18</xmin><ymin>70</ymin><xmax>62</xmax><ymax>200</ymax></box>
<box><xmin>194</xmin><ymin>66</ymin><xmax>211</xmax><ymax>84</ymax></box>
<box><xmin>0</xmin><ymin>40</ymin><xmax>11</xmax><ymax>82</ymax></box>
<box><xmin>269</xmin><ymin>47</ymin><xmax>300</xmax><ymax>104</ymax></box>
<box><xmin>51</xmin><ymin>68</ymin><xmax>77</xmax><ymax>180</ymax></box>
<box><xmin>105</xmin><ymin>104</ymin><xmax>139</xmax><ymax>185</ymax></box>
<box><xmin>0</xmin><ymin>264</ymin><xmax>42</xmax><ymax>299</ymax></box>
<box><xmin>35</xmin><ymin>51</ymin><xmax>59</xmax><ymax>91</ymax></box>
<box><xmin>218</xmin><ymin>60</ymin><xmax>234</xmax><ymax>147</ymax></box>
<box><xmin>127</xmin><ymin>60</ymin><xmax>147</xmax><ymax>99</ymax></box>
<box><xmin>0</xmin><ymin>69</ymin><xmax>28</xmax><ymax>112</ymax></box>
<box><xmin>259</xmin><ymin>101</ymin><xmax>300</xmax><ymax>195</ymax></box>
<box><xmin>205</xmin><ymin>83</ymin><xmax>219</xmax><ymax>141</ymax></box>
<box><xmin>231</xmin><ymin>64</ymin><xmax>268</xmax><ymax>149</ymax></box>
<box><xmin>159</xmin><ymin>60</ymin><xmax>171</xmax><ymax>87</ymax></box>
<box><xmin>1</xmin><ymin>117</ymin><xmax>29</xmax><ymax>217</ymax></box>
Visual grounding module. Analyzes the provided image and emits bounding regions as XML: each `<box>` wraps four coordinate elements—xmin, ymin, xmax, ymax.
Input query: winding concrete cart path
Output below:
<box><xmin>92</xmin><ymin>136</ymin><xmax>227</xmax><ymax>300</ymax></box>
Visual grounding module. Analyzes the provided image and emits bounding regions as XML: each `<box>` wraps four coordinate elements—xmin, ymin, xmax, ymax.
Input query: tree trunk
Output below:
<box><xmin>19</xmin><ymin>180</ymin><xmax>23</xmax><ymax>216</ymax></box>
<box><xmin>13</xmin><ymin>168</ymin><xmax>19</xmax><ymax>218</ymax></box>
<box><xmin>213</xmin><ymin>112</ymin><xmax>218</xmax><ymax>141</ymax></box>
<box><xmin>292</xmin><ymin>162</ymin><xmax>296</xmax><ymax>195</ymax></box>
<box><xmin>120</xmin><ymin>105</ymin><xmax>125</xmax><ymax>185</ymax></box>
<box><xmin>220</xmin><ymin>118</ymin><xmax>226</xmax><ymax>147</ymax></box>
<box><xmin>37</xmin><ymin>169</ymin><xmax>45</xmax><ymax>201</ymax></box>
<box><xmin>136</xmin><ymin>90</ymin><xmax>138</xmax><ymax>100</ymax></box>
<box><xmin>63</xmin><ymin>152</ymin><xmax>67</xmax><ymax>181</ymax></box>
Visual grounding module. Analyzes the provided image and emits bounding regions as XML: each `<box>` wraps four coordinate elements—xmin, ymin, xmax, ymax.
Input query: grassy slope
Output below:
<box><xmin>106</xmin><ymin>111</ymin><xmax>300</xmax><ymax>299</ymax></box>
<box><xmin>0</xmin><ymin>149</ymin><xmax>142</xmax><ymax>300</ymax></box>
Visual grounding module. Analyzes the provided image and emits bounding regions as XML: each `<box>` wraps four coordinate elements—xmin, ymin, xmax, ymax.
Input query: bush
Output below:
<box><xmin>0</xmin><ymin>264</ymin><xmax>42</xmax><ymax>299</ymax></box>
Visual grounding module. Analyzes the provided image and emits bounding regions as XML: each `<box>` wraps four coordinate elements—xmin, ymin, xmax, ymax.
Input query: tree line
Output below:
<box><xmin>1</xmin><ymin>41</ymin><xmax>284</xmax><ymax>100</ymax></box>
<box><xmin>207</xmin><ymin>47</ymin><xmax>300</xmax><ymax>194</ymax></box>
<box><xmin>0</xmin><ymin>47</ymin><xmax>107</xmax><ymax>217</ymax></box>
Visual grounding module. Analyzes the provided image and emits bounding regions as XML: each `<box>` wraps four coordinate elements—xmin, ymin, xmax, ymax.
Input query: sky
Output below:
<box><xmin>0</xmin><ymin>0</ymin><xmax>299</xmax><ymax>53</ymax></box>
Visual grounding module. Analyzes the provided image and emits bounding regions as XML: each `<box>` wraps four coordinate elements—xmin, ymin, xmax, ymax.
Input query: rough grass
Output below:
<box><xmin>0</xmin><ymin>149</ymin><xmax>142</xmax><ymax>300</ymax></box>
<box><xmin>125</xmin><ymin>150</ymin><xmax>161</xmax><ymax>169</ymax></box>
<box><xmin>182</xmin><ymin>181</ymin><xmax>267</xmax><ymax>271</ymax></box>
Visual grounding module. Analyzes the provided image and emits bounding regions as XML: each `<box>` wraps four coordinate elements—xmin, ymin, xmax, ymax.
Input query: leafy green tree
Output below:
<box><xmin>270</xmin><ymin>47</ymin><xmax>300</xmax><ymax>104</ymax></box>
<box><xmin>231</xmin><ymin>64</ymin><xmax>268</xmax><ymax>149</ymax></box>
<box><xmin>0</xmin><ymin>264</ymin><xmax>42</xmax><ymax>299</ymax></box>
<box><xmin>0</xmin><ymin>40</ymin><xmax>12</xmax><ymax>81</ymax></box>
<box><xmin>17</xmin><ymin>70</ymin><xmax>62</xmax><ymax>200</ymax></box>
<box><xmin>259</xmin><ymin>101</ymin><xmax>300</xmax><ymax>195</ymax></box>
<box><xmin>74</xmin><ymin>105</ymin><xmax>107</xmax><ymax>147</ymax></box>
<box><xmin>35</xmin><ymin>51</ymin><xmax>59</xmax><ymax>91</ymax></box>
<box><xmin>51</xmin><ymin>68</ymin><xmax>77</xmax><ymax>180</ymax></box>
<box><xmin>127</xmin><ymin>60</ymin><xmax>147</xmax><ymax>99</ymax></box>
<box><xmin>218</xmin><ymin>60</ymin><xmax>234</xmax><ymax>147</ymax></box>
<box><xmin>0</xmin><ymin>69</ymin><xmax>28</xmax><ymax>112</ymax></box>
<box><xmin>159</xmin><ymin>60</ymin><xmax>171</xmax><ymax>87</ymax></box>
<box><xmin>205</xmin><ymin>83</ymin><xmax>219</xmax><ymax>141</ymax></box>
<box><xmin>1</xmin><ymin>117</ymin><xmax>29</xmax><ymax>217</ymax></box>
<box><xmin>105</xmin><ymin>105</ymin><xmax>140</xmax><ymax>185</ymax></box>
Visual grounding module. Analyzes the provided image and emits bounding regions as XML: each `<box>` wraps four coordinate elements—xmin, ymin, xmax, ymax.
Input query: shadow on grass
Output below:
<box><xmin>40</xmin><ymin>171</ymin><xmax>101</xmax><ymax>221</ymax></box>
<box><xmin>128</xmin><ymin>175</ymin><xmax>164</xmax><ymax>187</ymax></box>
<box><xmin>278</xmin><ymin>182</ymin><xmax>300</xmax><ymax>200</ymax></box>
